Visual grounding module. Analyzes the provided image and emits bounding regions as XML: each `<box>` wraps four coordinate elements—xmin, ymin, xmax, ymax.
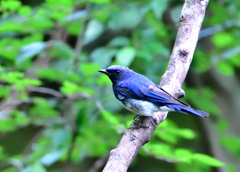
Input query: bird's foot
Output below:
<box><xmin>133</xmin><ymin>115</ymin><xmax>140</xmax><ymax>120</ymax></box>
<box><xmin>128</xmin><ymin>124</ymin><xmax>148</xmax><ymax>130</ymax></box>
<box><xmin>129</xmin><ymin>115</ymin><xmax>149</xmax><ymax>130</ymax></box>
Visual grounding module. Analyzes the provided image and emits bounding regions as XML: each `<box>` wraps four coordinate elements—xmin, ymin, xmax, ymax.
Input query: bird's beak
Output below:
<box><xmin>98</xmin><ymin>69</ymin><xmax>108</xmax><ymax>75</ymax></box>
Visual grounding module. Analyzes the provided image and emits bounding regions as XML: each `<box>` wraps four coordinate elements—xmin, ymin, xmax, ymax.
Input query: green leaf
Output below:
<box><xmin>176</xmin><ymin>129</ymin><xmax>196</xmax><ymax>139</ymax></box>
<box><xmin>193</xmin><ymin>50</ymin><xmax>211</xmax><ymax>73</ymax></box>
<box><xmin>156</xmin><ymin>132</ymin><xmax>177</xmax><ymax>144</ymax></box>
<box><xmin>81</xmin><ymin>63</ymin><xmax>100</xmax><ymax>76</ymax></box>
<box><xmin>60</xmin><ymin>81</ymin><xmax>79</xmax><ymax>95</ymax></box>
<box><xmin>0</xmin><ymin>146</ymin><xmax>6</xmax><ymax>160</ymax></box>
<box><xmin>18</xmin><ymin>5</ymin><xmax>32</xmax><ymax>16</ymax></box>
<box><xmin>0</xmin><ymin>119</ymin><xmax>15</xmax><ymax>131</ymax></box>
<box><xmin>101</xmin><ymin>110</ymin><xmax>120</xmax><ymax>125</ymax></box>
<box><xmin>185</xmin><ymin>88</ymin><xmax>221</xmax><ymax>116</ymax></box>
<box><xmin>27</xmin><ymin>17</ymin><xmax>55</xmax><ymax>31</ymax></box>
<box><xmin>216</xmin><ymin>120</ymin><xmax>228</xmax><ymax>132</ymax></box>
<box><xmin>0</xmin><ymin>22</ymin><xmax>24</xmax><ymax>33</ymax></box>
<box><xmin>11</xmin><ymin>111</ymin><xmax>30</xmax><ymax>126</ymax></box>
<box><xmin>168</xmin><ymin>128</ymin><xmax>195</xmax><ymax>139</ymax></box>
<box><xmin>212</xmin><ymin>32</ymin><xmax>234</xmax><ymax>48</ymax></box>
<box><xmin>30</xmin><ymin>98</ymin><xmax>58</xmax><ymax>116</ymax></box>
<box><xmin>1</xmin><ymin>0</ymin><xmax>21</xmax><ymax>12</ymax></box>
<box><xmin>108</xmin><ymin>37</ymin><xmax>130</xmax><ymax>47</ymax></box>
<box><xmin>49</xmin><ymin>42</ymin><xmax>74</xmax><ymax>59</ymax></box>
<box><xmin>151</xmin><ymin>0</ymin><xmax>168</xmax><ymax>19</ymax></box>
<box><xmin>137</xmin><ymin>48</ymin><xmax>152</xmax><ymax>61</ymax></box>
<box><xmin>146</xmin><ymin>42</ymin><xmax>169</xmax><ymax>56</ymax></box>
<box><xmin>220</xmin><ymin>136</ymin><xmax>240</xmax><ymax>156</ymax></box>
<box><xmin>51</xmin><ymin>129</ymin><xmax>71</xmax><ymax>148</ymax></box>
<box><xmin>40</xmin><ymin>150</ymin><xmax>64</xmax><ymax>166</ymax></box>
<box><xmin>97</xmin><ymin>74</ymin><xmax>111</xmax><ymax>86</ymax></box>
<box><xmin>65</xmin><ymin>22</ymin><xmax>82</xmax><ymax>35</ymax></box>
<box><xmin>146</xmin><ymin>143</ymin><xmax>172</xmax><ymax>157</ymax></box>
<box><xmin>87</xmin><ymin>0</ymin><xmax>111</xmax><ymax>4</ymax></box>
<box><xmin>116</xmin><ymin>47</ymin><xmax>136</xmax><ymax>66</ymax></box>
<box><xmin>193</xmin><ymin>153</ymin><xmax>225</xmax><ymax>167</ymax></box>
<box><xmin>37</xmin><ymin>68</ymin><xmax>66</xmax><ymax>81</ymax></box>
<box><xmin>60</xmin><ymin>81</ymin><xmax>95</xmax><ymax>95</ymax></box>
<box><xmin>0</xmin><ymin>71</ymin><xmax>24</xmax><ymax>84</ymax></box>
<box><xmin>83</xmin><ymin>20</ymin><xmax>104</xmax><ymax>45</ymax></box>
<box><xmin>217</xmin><ymin>62</ymin><xmax>234</xmax><ymax>76</ymax></box>
<box><xmin>16</xmin><ymin>42</ymin><xmax>46</xmax><ymax>64</ymax></box>
<box><xmin>174</xmin><ymin>149</ymin><xmax>192</xmax><ymax>163</ymax></box>
<box><xmin>90</xmin><ymin>47</ymin><xmax>117</xmax><ymax>68</ymax></box>
<box><xmin>108</xmin><ymin>6</ymin><xmax>142</xmax><ymax>31</ymax></box>
<box><xmin>32</xmin><ymin>162</ymin><xmax>47</xmax><ymax>172</ymax></box>
<box><xmin>46</xmin><ymin>0</ymin><xmax>73</xmax><ymax>7</ymax></box>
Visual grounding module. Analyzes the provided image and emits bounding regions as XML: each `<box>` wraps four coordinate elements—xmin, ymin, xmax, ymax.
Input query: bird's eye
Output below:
<box><xmin>115</xmin><ymin>70</ymin><xmax>121</xmax><ymax>75</ymax></box>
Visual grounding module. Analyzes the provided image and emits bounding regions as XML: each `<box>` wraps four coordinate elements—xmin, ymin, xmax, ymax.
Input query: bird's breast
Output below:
<box><xmin>120</xmin><ymin>98</ymin><xmax>159</xmax><ymax>116</ymax></box>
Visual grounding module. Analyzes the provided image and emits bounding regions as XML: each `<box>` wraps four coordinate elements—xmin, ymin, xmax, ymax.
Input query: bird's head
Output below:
<box><xmin>98</xmin><ymin>65</ymin><xmax>133</xmax><ymax>83</ymax></box>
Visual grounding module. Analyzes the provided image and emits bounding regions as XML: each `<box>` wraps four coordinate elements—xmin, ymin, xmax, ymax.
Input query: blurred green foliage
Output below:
<box><xmin>0</xmin><ymin>0</ymin><xmax>240</xmax><ymax>171</ymax></box>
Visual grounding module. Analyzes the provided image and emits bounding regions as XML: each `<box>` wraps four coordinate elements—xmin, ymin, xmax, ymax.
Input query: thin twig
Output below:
<box><xmin>27</xmin><ymin>86</ymin><xmax>65</xmax><ymax>98</ymax></box>
<box><xmin>89</xmin><ymin>153</ymin><xmax>109</xmax><ymax>172</ymax></box>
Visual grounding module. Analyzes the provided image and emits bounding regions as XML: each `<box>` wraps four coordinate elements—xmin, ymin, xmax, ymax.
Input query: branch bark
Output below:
<box><xmin>103</xmin><ymin>0</ymin><xmax>209</xmax><ymax>171</ymax></box>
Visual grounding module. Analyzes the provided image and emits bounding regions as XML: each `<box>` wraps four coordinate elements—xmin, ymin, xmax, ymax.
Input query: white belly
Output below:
<box><xmin>121</xmin><ymin>99</ymin><xmax>173</xmax><ymax>116</ymax></box>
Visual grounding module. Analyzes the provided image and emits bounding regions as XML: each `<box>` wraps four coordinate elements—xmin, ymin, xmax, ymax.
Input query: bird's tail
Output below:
<box><xmin>167</xmin><ymin>104</ymin><xmax>209</xmax><ymax>118</ymax></box>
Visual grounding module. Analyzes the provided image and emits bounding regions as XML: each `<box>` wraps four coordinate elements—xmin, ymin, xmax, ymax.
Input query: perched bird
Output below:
<box><xmin>98</xmin><ymin>65</ymin><xmax>209</xmax><ymax>119</ymax></box>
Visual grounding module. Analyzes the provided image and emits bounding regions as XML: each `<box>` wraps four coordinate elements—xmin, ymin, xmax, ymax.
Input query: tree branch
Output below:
<box><xmin>103</xmin><ymin>0</ymin><xmax>209</xmax><ymax>171</ymax></box>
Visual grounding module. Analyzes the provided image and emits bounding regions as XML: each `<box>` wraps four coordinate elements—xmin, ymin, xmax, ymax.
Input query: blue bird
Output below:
<box><xmin>98</xmin><ymin>65</ymin><xmax>209</xmax><ymax>119</ymax></box>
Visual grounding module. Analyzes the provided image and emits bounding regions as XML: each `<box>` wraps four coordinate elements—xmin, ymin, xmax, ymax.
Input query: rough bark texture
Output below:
<box><xmin>103</xmin><ymin>0</ymin><xmax>209</xmax><ymax>171</ymax></box>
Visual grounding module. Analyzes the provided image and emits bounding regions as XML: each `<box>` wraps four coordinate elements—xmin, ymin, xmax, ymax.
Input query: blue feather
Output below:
<box><xmin>99</xmin><ymin>65</ymin><xmax>209</xmax><ymax>118</ymax></box>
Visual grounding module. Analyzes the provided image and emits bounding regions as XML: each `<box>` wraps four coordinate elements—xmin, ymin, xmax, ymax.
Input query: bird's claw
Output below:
<box><xmin>129</xmin><ymin>115</ymin><xmax>149</xmax><ymax>130</ymax></box>
<box><xmin>128</xmin><ymin>125</ymin><xmax>149</xmax><ymax>130</ymax></box>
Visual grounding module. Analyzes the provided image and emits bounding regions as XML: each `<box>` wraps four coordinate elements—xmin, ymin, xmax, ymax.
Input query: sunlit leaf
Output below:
<box><xmin>212</xmin><ymin>32</ymin><xmax>234</xmax><ymax>48</ymax></box>
<box><xmin>216</xmin><ymin>120</ymin><xmax>228</xmax><ymax>132</ymax></box>
<box><xmin>65</xmin><ymin>22</ymin><xmax>82</xmax><ymax>35</ymax></box>
<box><xmin>87</xmin><ymin>0</ymin><xmax>111</xmax><ymax>4</ymax></box>
<box><xmin>16</xmin><ymin>42</ymin><xmax>46</xmax><ymax>64</ymax></box>
<box><xmin>151</xmin><ymin>0</ymin><xmax>168</xmax><ymax>19</ymax></box>
<box><xmin>193</xmin><ymin>153</ymin><xmax>225</xmax><ymax>167</ymax></box>
<box><xmin>37</xmin><ymin>68</ymin><xmax>66</xmax><ymax>81</ymax></box>
<box><xmin>108</xmin><ymin>6</ymin><xmax>142</xmax><ymax>31</ymax></box>
<box><xmin>27</xmin><ymin>17</ymin><xmax>55</xmax><ymax>30</ymax></box>
<box><xmin>49</xmin><ymin>42</ymin><xmax>74</xmax><ymax>59</ymax></box>
<box><xmin>174</xmin><ymin>149</ymin><xmax>192</xmax><ymax>163</ymax></box>
<box><xmin>217</xmin><ymin>62</ymin><xmax>234</xmax><ymax>76</ymax></box>
<box><xmin>83</xmin><ymin>20</ymin><xmax>104</xmax><ymax>45</ymax></box>
<box><xmin>185</xmin><ymin>88</ymin><xmax>221</xmax><ymax>116</ymax></box>
<box><xmin>0</xmin><ymin>22</ymin><xmax>23</xmax><ymax>33</ymax></box>
<box><xmin>81</xmin><ymin>63</ymin><xmax>100</xmax><ymax>76</ymax></box>
<box><xmin>1</xmin><ymin>0</ymin><xmax>21</xmax><ymax>12</ymax></box>
<box><xmin>101</xmin><ymin>110</ymin><xmax>120</xmax><ymax>125</ymax></box>
<box><xmin>90</xmin><ymin>47</ymin><xmax>117</xmax><ymax>68</ymax></box>
<box><xmin>146</xmin><ymin>143</ymin><xmax>173</xmax><ymax>158</ymax></box>
<box><xmin>156</xmin><ymin>132</ymin><xmax>178</xmax><ymax>144</ymax></box>
<box><xmin>220</xmin><ymin>136</ymin><xmax>240</xmax><ymax>156</ymax></box>
<box><xmin>32</xmin><ymin>162</ymin><xmax>47</xmax><ymax>172</ymax></box>
<box><xmin>116</xmin><ymin>47</ymin><xmax>136</xmax><ymax>66</ymax></box>
<box><xmin>40</xmin><ymin>150</ymin><xmax>64</xmax><ymax>166</ymax></box>
<box><xmin>18</xmin><ymin>5</ymin><xmax>31</xmax><ymax>16</ymax></box>
<box><xmin>108</xmin><ymin>37</ymin><xmax>130</xmax><ymax>47</ymax></box>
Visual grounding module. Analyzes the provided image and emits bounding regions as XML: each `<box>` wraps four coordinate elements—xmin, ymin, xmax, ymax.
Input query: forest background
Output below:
<box><xmin>0</xmin><ymin>0</ymin><xmax>240</xmax><ymax>172</ymax></box>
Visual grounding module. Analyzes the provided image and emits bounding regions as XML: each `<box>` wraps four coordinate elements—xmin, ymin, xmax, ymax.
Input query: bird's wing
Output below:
<box><xmin>116</xmin><ymin>80</ymin><xmax>189</xmax><ymax>106</ymax></box>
